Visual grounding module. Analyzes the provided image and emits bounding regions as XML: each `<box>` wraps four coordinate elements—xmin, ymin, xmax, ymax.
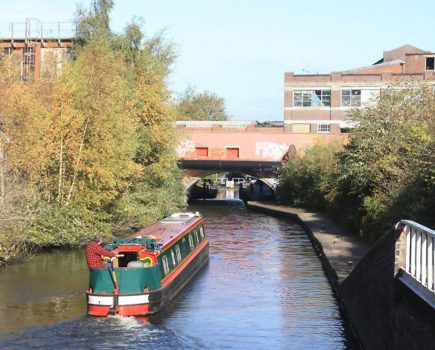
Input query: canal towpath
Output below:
<box><xmin>246</xmin><ymin>201</ymin><xmax>370</xmax><ymax>291</ymax></box>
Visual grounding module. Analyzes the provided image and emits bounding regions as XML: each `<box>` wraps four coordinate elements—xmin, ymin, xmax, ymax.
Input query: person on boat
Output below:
<box><xmin>86</xmin><ymin>236</ymin><xmax>116</xmax><ymax>270</ymax></box>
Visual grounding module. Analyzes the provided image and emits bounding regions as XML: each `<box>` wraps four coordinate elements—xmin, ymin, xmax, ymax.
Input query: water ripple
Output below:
<box><xmin>0</xmin><ymin>204</ymin><xmax>354</xmax><ymax>349</ymax></box>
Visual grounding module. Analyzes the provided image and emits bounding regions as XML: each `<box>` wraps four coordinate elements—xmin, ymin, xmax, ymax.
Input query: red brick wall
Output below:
<box><xmin>354</xmin><ymin>63</ymin><xmax>403</xmax><ymax>75</ymax></box>
<box><xmin>0</xmin><ymin>39</ymin><xmax>73</xmax><ymax>81</ymax></box>
<box><xmin>383</xmin><ymin>45</ymin><xmax>425</xmax><ymax>62</ymax></box>
<box><xmin>284</xmin><ymin>91</ymin><xmax>293</xmax><ymax>108</ymax></box>
<box><xmin>330</xmin><ymin>123</ymin><xmax>341</xmax><ymax>133</ymax></box>
<box><xmin>405</xmin><ymin>55</ymin><xmax>426</xmax><ymax>74</ymax></box>
<box><xmin>285</xmin><ymin>109</ymin><xmax>333</xmax><ymax>121</ymax></box>
<box><xmin>331</xmin><ymin>90</ymin><xmax>340</xmax><ymax>107</ymax></box>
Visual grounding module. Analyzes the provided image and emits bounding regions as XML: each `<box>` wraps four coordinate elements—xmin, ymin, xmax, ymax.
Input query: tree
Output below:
<box><xmin>109</xmin><ymin>23</ymin><xmax>185</xmax><ymax>231</ymax></box>
<box><xmin>334</xmin><ymin>84</ymin><xmax>435</xmax><ymax>238</ymax></box>
<box><xmin>175</xmin><ymin>87</ymin><xmax>230</xmax><ymax>121</ymax></box>
<box><xmin>277</xmin><ymin>142</ymin><xmax>342</xmax><ymax>210</ymax></box>
<box><xmin>0</xmin><ymin>58</ymin><xmax>42</xmax><ymax>260</ymax></box>
<box><xmin>0</xmin><ymin>1</ymin><xmax>187</xmax><ymax>259</ymax></box>
<box><xmin>75</xmin><ymin>0</ymin><xmax>114</xmax><ymax>46</ymax></box>
<box><xmin>277</xmin><ymin>84</ymin><xmax>434</xmax><ymax>241</ymax></box>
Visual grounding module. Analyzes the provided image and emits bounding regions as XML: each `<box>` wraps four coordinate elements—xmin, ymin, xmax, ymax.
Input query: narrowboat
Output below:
<box><xmin>86</xmin><ymin>212</ymin><xmax>209</xmax><ymax>317</ymax></box>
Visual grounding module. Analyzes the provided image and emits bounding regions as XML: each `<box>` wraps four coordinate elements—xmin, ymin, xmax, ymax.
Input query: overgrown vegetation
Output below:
<box><xmin>0</xmin><ymin>0</ymin><xmax>186</xmax><ymax>264</ymax></box>
<box><xmin>278</xmin><ymin>141</ymin><xmax>342</xmax><ymax>211</ymax></box>
<box><xmin>175</xmin><ymin>86</ymin><xmax>230</xmax><ymax>121</ymax></box>
<box><xmin>278</xmin><ymin>85</ymin><xmax>435</xmax><ymax>241</ymax></box>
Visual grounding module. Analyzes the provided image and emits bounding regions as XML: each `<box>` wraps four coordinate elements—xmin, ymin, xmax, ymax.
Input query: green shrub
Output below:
<box><xmin>277</xmin><ymin>142</ymin><xmax>342</xmax><ymax>211</ymax></box>
<box><xmin>278</xmin><ymin>85</ymin><xmax>434</xmax><ymax>241</ymax></box>
<box><xmin>27</xmin><ymin>203</ymin><xmax>110</xmax><ymax>248</ymax></box>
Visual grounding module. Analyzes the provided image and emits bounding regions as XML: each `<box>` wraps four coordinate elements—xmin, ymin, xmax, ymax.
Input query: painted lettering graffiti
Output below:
<box><xmin>255</xmin><ymin>142</ymin><xmax>289</xmax><ymax>159</ymax></box>
<box><xmin>176</xmin><ymin>139</ymin><xmax>195</xmax><ymax>157</ymax></box>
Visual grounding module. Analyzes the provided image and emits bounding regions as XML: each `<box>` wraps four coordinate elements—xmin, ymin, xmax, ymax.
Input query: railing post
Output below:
<box><xmin>411</xmin><ymin>227</ymin><xmax>416</xmax><ymax>278</ymax></box>
<box><xmin>416</xmin><ymin>230</ymin><xmax>421</xmax><ymax>282</ymax></box>
<box><xmin>422</xmin><ymin>234</ymin><xmax>427</xmax><ymax>287</ymax></box>
<box><xmin>399</xmin><ymin>220</ymin><xmax>435</xmax><ymax>294</ymax></box>
<box><xmin>394</xmin><ymin>222</ymin><xmax>407</xmax><ymax>276</ymax></box>
<box><xmin>428</xmin><ymin>236</ymin><xmax>434</xmax><ymax>292</ymax></box>
<box><xmin>405</xmin><ymin>225</ymin><xmax>410</xmax><ymax>272</ymax></box>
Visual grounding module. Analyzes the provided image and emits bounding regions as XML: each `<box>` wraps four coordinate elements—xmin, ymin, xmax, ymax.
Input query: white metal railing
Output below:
<box><xmin>2</xmin><ymin>20</ymin><xmax>75</xmax><ymax>41</ymax></box>
<box><xmin>401</xmin><ymin>220</ymin><xmax>435</xmax><ymax>293</ymax></box>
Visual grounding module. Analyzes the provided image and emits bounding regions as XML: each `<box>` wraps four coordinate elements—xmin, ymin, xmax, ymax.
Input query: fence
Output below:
<box><xmin>401</xmin><ymin>220</ymin><xmax>435</xmax><ymax>293</ymax></box>
<box><xmin>5</xmin><ymin>19</ymin><xmax>75</xmax><ymax>41</ymax></box>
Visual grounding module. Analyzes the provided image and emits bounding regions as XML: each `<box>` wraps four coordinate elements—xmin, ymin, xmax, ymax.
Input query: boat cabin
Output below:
<box><xmin>87</xmin><ymin>212</ymin><xmax>209</xmax><ymax>316</ymax></box>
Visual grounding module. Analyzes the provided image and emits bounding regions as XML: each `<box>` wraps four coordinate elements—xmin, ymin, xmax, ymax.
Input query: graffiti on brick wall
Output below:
<box><xmin>176</xmin><ymin>139</ymin><xmax>195</xmax><ymax>157</ymax></box>
<box><xmin>255</xmin><ymin>142</ymin><xmax>289</xmax><ymax>159</ymax></box>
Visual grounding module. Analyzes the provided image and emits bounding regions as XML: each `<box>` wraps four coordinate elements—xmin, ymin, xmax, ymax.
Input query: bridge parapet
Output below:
<box><xmin>340</xmin><ymin>220</ymin><xmax>435</xmax><ymax>349</ymax></box>
<box><xmin>176</xmin><ymin>120</ymin><xmax>347</xmax><ymax>162</ymax></box>
<box><xmin>395</xmin><ymin>220</ymin><xmax>434</xmax><ymax>294</ymax></box>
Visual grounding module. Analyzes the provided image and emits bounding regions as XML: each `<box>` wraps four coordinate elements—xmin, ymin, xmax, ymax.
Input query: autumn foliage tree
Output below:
<box><xmin>278</xmin><ymin>84</ymin><xmax>435</xmax><ymax>241</ymax></box>
<box><xmin>332</xmin><ymin>84</ymin><xmax>435</xmax><ymax>238</ymax></box>
<box><xmin>0</xmin><ymin>0</ymin><xmax>185</xmax><ymax>262</ymax></box>
<box><xmin>175</xmin><ymin>86</ymin><xmax>230</xmax><ymax>121</ymax></box>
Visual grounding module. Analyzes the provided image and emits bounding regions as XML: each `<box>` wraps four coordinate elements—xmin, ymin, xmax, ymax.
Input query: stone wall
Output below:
<box><xmin>339</xmin><ymin>225</ymin><xmax>435</xmax><ymax>350</ymax></box>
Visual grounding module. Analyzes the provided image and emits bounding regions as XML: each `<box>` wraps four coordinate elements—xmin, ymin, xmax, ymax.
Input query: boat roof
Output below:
<box><xmin>130</xmin><ymin>212</ymin><xmax>203</xmax><ymax>250</ymax></box>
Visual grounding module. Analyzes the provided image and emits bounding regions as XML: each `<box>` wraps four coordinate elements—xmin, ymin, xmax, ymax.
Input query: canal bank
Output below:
<box><xmin>246</xmin><ymin>201</ymin><xmax>370</xmax><ymax>290</ymax></box>
<box><xmin>247</xmin><ymin>201</ymin><xmax>435</xmax><ymax>350</ymax></box>
<box><xmin>0</xmin><ymin>204</ymin><xmax>352</xmax><ymax>349</ymax></box>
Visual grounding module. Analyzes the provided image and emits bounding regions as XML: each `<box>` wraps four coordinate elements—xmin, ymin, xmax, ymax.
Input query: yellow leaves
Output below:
<box><xmin>0</xmin><ymin>25</ymin><xmax>185</xmax><ymax>241</ymax></box>
<box><xmin>0</xmin><ymin>38</ymin><xmax>137</xmax><ymax>209</ymax></box>
<box><xmin>0</xmin><ymin>78</ymin><xmax>49</xmax><ymax>180</ymax></box>
<box><xmin>0</xmin><ymin>7</ymin><xmax>187</xmax><ymax>253</ymax></box>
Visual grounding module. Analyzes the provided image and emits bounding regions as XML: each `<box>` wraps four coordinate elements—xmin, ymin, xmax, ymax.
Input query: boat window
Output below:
<box><xmin>194</xmin><ymin>231</ymin><xmax>199</xmax><ymax>245</ymax></box>
<box><xmin>189</xmin><ymin>234</ymin><xmax>194</xmax><ymax>250</ymax></box>
<box><xmin>162</xmin><ymin>256</ymin><xmax>169</xmax><ymax>275</ymax></box>
<box><xmin>181</xmin><ymin>237</ymin><xmax>187</xmax><ymax>256</ymax></box>
<box><xmin>171</xmin><ymin>249</ymin><xmax>176</xmax><ymax>266</ymax></box>
<box><xmin>175</xmin><ymin>245</ymin><xmax>182</xmax><ymax>263</ymax></box>
<box><xmin>199</xmin><ymin>226</ymin><xmax>204</xmax><ymax>239</ymax></box>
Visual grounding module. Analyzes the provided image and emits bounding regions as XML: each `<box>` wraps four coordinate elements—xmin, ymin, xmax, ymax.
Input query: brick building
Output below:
<box><xmin>284</xmin><ymin>45</ymin><xmax>435</xmax><ymax>134</ymax></box>
<box><xmin>0</xmin><ymin>19</ymin><xmax>74</xmax><ymax>81</ymax></box>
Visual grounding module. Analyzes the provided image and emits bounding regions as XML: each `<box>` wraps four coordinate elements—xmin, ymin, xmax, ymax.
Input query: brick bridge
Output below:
<box><xmin>175</xmin><ymin>121</ymin><xmax>346</xmax><ymax>191</ymax></box>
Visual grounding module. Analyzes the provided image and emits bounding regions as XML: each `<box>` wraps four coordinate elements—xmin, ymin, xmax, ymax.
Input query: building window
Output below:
<box><xmin>341</xmin><ymin>89</ymin><xmax>361</xmax><ymax>107</ymax></box>
<box><xmin>22</xmin><ymin>47</ymin><xmax>35</xmax><ymax>66</ymax></box>
<box><xmin>226</xmin><ymin>147</ymin><xmax>239</xmax><ymax>159</ymax></box>
<box><xmin>342</xmin><ymin>89</ymin><xmax>379</xmax><ymax>107</ymax></box>
<box><xmin>195</xmin><ymin>147</ymin><xmax>208</xmax><ymax>157</ymax></box>
<box><xmin>294</xmin><ymin>90</ymin><xmax>331</xmax><ymax>107</ymax></box>
<box><xmin>426</xmin><ymin>57</ymin><xmax>434</xmax><ymax>71</ymax></box>
<box><xmin>22</xmin><ymin>47</ymin><xmax>35</xmax><ymax>81</ymax></box>
<box><xmin>2</xmin><ymin>47</ymin><xmax>12</xmax><ymax>55</ymax></box>
<box><xmin>317</xmin><ymin>124</ymin><xmax>331</xmax><ymax>133</ymax></box>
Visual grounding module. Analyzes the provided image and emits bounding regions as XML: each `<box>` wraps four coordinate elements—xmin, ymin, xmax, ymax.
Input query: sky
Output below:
<box><xmin>0</xmin><ymin>0</ymin><xmax>434</xmax><ymax>121</ymax></box>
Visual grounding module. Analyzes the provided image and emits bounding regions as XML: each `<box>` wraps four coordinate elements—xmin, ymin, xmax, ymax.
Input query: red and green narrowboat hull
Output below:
<box><xmin>86</xmin><ymin>212</ymin><xmax>209</xmax><ymax>317</ymax></box>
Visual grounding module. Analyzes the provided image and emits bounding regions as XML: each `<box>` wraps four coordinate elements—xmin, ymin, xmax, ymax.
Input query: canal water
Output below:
<box><xmin>0</xmin><ymin>202</ymin><xmax>353</xmax><ymax>349</ymax></box>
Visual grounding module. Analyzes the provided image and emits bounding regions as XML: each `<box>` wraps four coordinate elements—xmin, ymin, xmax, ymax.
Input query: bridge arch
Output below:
<box><xmin>182</xmin><ymin>169</ymin><xmax>277</xmax><ymax>202</ymax></box>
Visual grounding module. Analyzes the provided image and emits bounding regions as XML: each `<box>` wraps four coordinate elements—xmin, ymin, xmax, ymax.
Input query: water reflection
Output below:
<box><xmin>0</xmin><ymin>204</ymin><xmax>352</xmax><ymax>349</ymax></box>
<box><xmin>0</xmin><ymin>249</ymin><xmax>87</xmax><ymax>334</ymax></box>
<box><xmin>216</xmin><ymin>187</ymin><xmax>237</xmax><ymax>200</ymax></box>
